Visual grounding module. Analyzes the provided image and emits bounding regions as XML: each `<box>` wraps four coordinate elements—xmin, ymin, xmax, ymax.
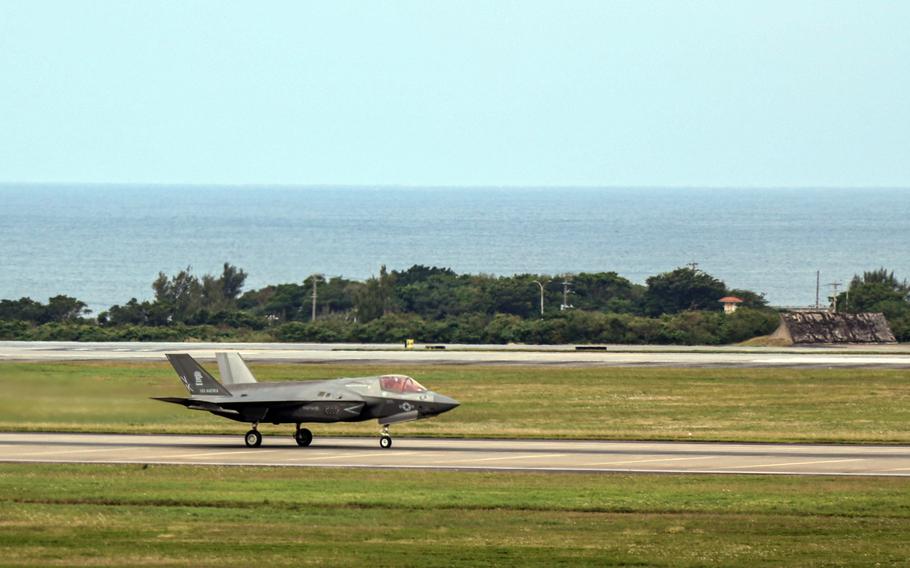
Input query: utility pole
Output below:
<box><xmin>826</xmin><ymin>281</ymin><xmax>842</xmax><ymax>313</ymax></box>
<box><xmin>560</xmin><ymin>278</ymin><xmax>574</xmax><ymax>311</ymax></box>
<box><xmin>531</xmin><ymin>280</ymin><xmax>545</xmax><ymax>316</ymax></box>
<box><xmin>815</xmin><ymin>270</ymin><xmax>822</xmax><ymax>310</ymax></box>
<box><xmin>687</xmin><ymin>261</ymin><xmax>700</xmax><ymax>272</ymax></box>
<box><xmin>310</xmin><ymin>274</ymin><xmax>324</xmax><ymax>321</ymax></box>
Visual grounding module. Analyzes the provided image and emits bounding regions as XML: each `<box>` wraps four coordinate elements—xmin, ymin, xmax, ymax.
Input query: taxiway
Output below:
<box><xmin>2</xmin><ymin>341</ymin><xmax>910</xmax><ymax>367</ymax></box>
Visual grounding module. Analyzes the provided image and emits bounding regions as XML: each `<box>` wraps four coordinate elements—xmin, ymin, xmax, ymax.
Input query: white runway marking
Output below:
<box><xmin>8</xmin><ymin>447</ymin><xmax>123</xmax><ymax>458</ymax></box>
<box><xmin>716</xmin><ymin>458</ymin><xmax>864</xmax><ymax>470</ymax></box>
<box><xmin>586</xmin><ymin>455</ymin><xmax>717</xmax><ymax>466</ymax></box>
<box><xmin>287</xmin><ymin>451</ymin><xmax>419</xmax><ymax>461</ymax></box>
<box><xmin>157</xmin><ymin>449</ymin><xmax>280</xmax><ymax>459</ymax></box>
<box><xmin>436</xmin><ymin>453</ymin><xmax>566</xmax><ymax>464</ymax></box>
<box><xmin>752</xmin><ymin>356</ymin><xmax>910</xmax><ymax>365</ymax></box>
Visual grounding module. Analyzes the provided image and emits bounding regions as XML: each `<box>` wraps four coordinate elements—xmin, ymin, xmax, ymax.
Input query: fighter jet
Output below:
<box><xmin>153</xmin><ymin>353</ymin><xmax>459</xmax><ymax>448</ymax></box>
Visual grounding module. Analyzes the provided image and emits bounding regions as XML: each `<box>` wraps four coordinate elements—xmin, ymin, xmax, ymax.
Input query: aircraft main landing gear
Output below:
<box><xmin>294</xmin><ymin>423</ymin><xmax>313</xmax><ymax>447</ymax></box>
<box><xmin>379</xmin><ymin>424</ymin><xmax>393</xmax><ymax>449</ymax></box>
<box><xmin>245</xmin><ymin>423</ymin><xmax>262</xmax><ymax>448</ymax></box>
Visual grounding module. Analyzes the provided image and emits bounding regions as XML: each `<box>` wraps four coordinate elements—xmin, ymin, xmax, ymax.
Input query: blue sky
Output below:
<box><xmin>1</xmin><ymin>1</ymin><xmax>908</xmax><ymax>187</ymax></box>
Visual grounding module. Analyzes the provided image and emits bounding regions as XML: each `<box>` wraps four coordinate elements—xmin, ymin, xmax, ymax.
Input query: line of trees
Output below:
<box><xmin>0</xmin><ymin>263</ymin><xmax>783</xmax><ymax>344</ymax></box>
<box><xmin>7</xmin><ymin>263</ymin><xmax>905</xmax><ymax>344</ymax></box>
<box><xmin>232</xmin><ymin>265</ymin><xmax>767</xmax><ymax>324</ymax></box>
<box><xmin>0</xmin><ymin>295</ymin><xmax>88</xmax><ymax>324</ymax></box>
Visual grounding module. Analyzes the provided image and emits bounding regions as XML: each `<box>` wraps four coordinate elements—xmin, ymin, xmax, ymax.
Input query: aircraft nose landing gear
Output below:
<box><xmin>244</xmin><ymin>423</ymin><xmax>262</xmax><ymax>448</ymax></box>
<box><xmin>379</xmin><ymin>424</ymin><xmax>393</xmax><ymax>449</ymax></box>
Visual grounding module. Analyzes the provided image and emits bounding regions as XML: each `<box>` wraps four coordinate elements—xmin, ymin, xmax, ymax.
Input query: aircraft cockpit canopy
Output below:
<box><xmin>379</xmin><ymin>374</ymin><xmax>427</xmax><ymax>394</ymax></box>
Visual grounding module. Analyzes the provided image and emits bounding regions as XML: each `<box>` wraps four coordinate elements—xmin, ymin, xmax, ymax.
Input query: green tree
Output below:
<box><xmin>42</xmin><ymin>295</ymin><xmax>87</xmax><ymax>322</ymax></box>
<box><xmin>318</xmin><ymin>277</ymin><xmax>360</xmax><ymax>315</ymax></box>
<box><xmin>149</xmin><ymin>263</ymin><xmax>248</xmax><ymax>323</ymax></box>
<box><xmin>641</xmin><ymin>267</ymin><xmax>727</xmax><ymax>316</ymax></box>
<box><xmin>838</xmin><ymin>268</ymin><xmax>910</xmax><ymax>341</ymax></box>
<box><xmin>263</xmin><ymin>283</ymin><xmax>309</xmax><ymax>321</ymax></box>
<box><xmin>485</xmin><ymin>276</ymin><xmax>538</xmax><ymax>317</ymax></box>
<box><xmin>571</xmin><ymin>272</ymin><xmax>643</xmax><ymax>313</ymax></box>
<box><xmin>0</xmin><ymin>298</ymin><xmax>45</xmax><ymax>322</ymax></box>
<box><xmin>99</xmin><ymin>298</ymin><xmax>172</xmax><ymax>326</ymax></box>
<box><xmin>200</xmin><ymin>263</ymin><xmax>247</xmax><ymax>312</ymax></box>
<box><xmin>355</xmin><ymin>265</ymin><xmax>399</xmax><ymax>322</ymax></box>
<box><xmin>0</xmin><ymin>296</ymin><xmax>88</xmax><ymax>323</ymax></box>
<box><xmin>219</xmin><ymin>263</ymin><xmax>247</xmax><ymax>302</ymax></box>
<box><xmin>723</xmin><ymin>307</ymin><xmax>780</xmax><ymax>343</ymax></box>
<box><xmin>392</xmin><ymin>265</ymin><xmax>455</xmax><ymax>286</ymax></box>
<box><xmin>355</xmin><ymin>277</ymin><xmax>385</xmax><ymax>323</ymax></box>
<box><xmin>152</xmin><ymin>267</ymin><xmax>203</xmax><ymax>322</ymax></box>
<box><xmin>840</xmin><ymin>268</ymin><xmax>908</xmax><ymax>312</ymax></box>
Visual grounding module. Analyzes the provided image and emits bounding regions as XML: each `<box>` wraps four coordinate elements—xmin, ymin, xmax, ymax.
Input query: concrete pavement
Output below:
<box><xmin>2</xmin><ymin>341</ymin><xmax>910</xmax><ymax>367</ymax></box>
<box><xmin>1</xmin><ymin>432</ymin><xmax>908</xmax><ymax>476</ymax></box>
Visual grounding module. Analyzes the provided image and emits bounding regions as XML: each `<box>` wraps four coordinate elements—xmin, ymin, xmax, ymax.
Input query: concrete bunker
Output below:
<box><xmin>771</xmin><ymin>311</ymin><xmax>896</xmax><ymax>345</ymax></box>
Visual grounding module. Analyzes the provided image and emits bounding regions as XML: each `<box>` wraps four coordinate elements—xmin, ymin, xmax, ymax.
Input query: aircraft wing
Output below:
<box><xmin>152</xmin><ymin>396</ymin><xmax>197</xmax><ymax>406</ymax></box>
<box><xmin>151</xmin><ymin>396</ymin><xmax>365</xmax><ymax>421</ymax></box>
<box><xmin>152</xmin><ymin>396</ymin><xmax>315</xmax><ymax>410</ymax></box>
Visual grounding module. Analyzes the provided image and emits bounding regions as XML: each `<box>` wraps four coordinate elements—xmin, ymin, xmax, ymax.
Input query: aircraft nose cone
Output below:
<box><xmin>435</xmin><ymin>394</ymin><xmax>460</xmax><ymax>413</ymax></box>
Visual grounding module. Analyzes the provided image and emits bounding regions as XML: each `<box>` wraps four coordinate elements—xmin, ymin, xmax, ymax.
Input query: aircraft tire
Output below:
<box><xmin>295</xmin><ymin>428</ymin><xmax>313</xmax><ymax>447</ymax></box>
<box><xmin>245</xmin><ymin>429</ymin><xmax>262</xmax><ymax>448</ymax></box>
<box><xmin>380</xmin><ymin>435</ymin><xmax>393</xmax><ymax>449</ymax></box>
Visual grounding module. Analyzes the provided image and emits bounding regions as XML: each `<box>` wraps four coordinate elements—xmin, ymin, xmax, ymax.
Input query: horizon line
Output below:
<box><xmin>2</xmin><ymin>181</ymin><xmax>909</xmax><ymax>191</ymax></box>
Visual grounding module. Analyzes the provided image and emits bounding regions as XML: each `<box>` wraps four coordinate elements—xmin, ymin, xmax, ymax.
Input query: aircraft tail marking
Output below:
<box><xmin>165</xmin><ymin>353</ymin><xmax>232</xmax><ymax>397</ymax></box>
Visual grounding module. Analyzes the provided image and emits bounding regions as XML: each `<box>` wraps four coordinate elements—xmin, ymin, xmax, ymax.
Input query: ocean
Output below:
<box><xmin>0</xmin><ymin>185</ymin><xmax>907</xmax><ymax>314</ymax></box>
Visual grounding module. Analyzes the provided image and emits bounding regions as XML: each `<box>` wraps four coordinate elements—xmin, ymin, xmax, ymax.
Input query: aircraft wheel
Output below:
<box><xmin>379</xmin><ymin>435</ymin><xmax>393</xmax><ymax>449</ymax></box>
<box><xmin>295</xmin><ymin>428</ymin><xmax>313</xmax><ymax>447</ymax></box>
<box><xmin>245</xmin><ymin>429</ymin><xmax>262</xmax><ymax>448</ymax></box>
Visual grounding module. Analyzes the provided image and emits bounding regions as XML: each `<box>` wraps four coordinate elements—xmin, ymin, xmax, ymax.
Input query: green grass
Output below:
<box><xmin>1</xmin><ymin>361</ymin><xmax>909</xmax><ymax>443</ymax></box>
<box><xmin>0</xmin><ymin>464</ymin><xmax>908</xmax><ymax>566</ymax></box>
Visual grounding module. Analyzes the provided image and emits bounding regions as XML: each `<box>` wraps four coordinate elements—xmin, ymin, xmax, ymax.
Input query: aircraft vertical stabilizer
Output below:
<box><xmin>165</xmin><ymin>353</ymin><xmax>233</xmax><ymax>397</ymax></box>
<box><xmin>216</xmin><ymin>352</ymin><xmax>258</xmax><ymax>384</ymax></box>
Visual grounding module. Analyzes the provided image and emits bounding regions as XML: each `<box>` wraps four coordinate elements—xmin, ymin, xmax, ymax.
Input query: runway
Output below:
<box><xmin>2</xmin><ymin>341</ymin><xmax>910</xmax><ymax>367</ymax></box>
<box><xmin>1</xmin><ymin>432</ymin><xmax>908</xmax><ymax>476</ymax></box>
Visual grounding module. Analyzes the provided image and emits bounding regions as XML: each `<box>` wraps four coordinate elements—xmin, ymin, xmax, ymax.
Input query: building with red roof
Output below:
<box><xmin>718</xmin><ymin>296</ymin><xmax>744</xmax><ymax>314</ymax></box>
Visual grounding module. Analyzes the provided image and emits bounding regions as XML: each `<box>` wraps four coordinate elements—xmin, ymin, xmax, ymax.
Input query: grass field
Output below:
<box><xmin>0</xmin><ymin>361</ymin><xmax>908</xmax><ymax>443</ymax></box>
<box><xmin>0</xmin><ymin>464</ymin><xmax>908</xmax><ymax>566</ymax></box>
<box><xmin>2</xmin><ymin>362</ymin><xmax>909</xmax><ymax>566</ymax></box>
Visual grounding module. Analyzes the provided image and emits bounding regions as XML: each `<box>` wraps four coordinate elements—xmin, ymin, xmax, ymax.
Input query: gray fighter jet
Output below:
<box><xmin>154</xmin><ymin>353</ymin><xmax>459</xmax><ymax>448</ymax></box>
